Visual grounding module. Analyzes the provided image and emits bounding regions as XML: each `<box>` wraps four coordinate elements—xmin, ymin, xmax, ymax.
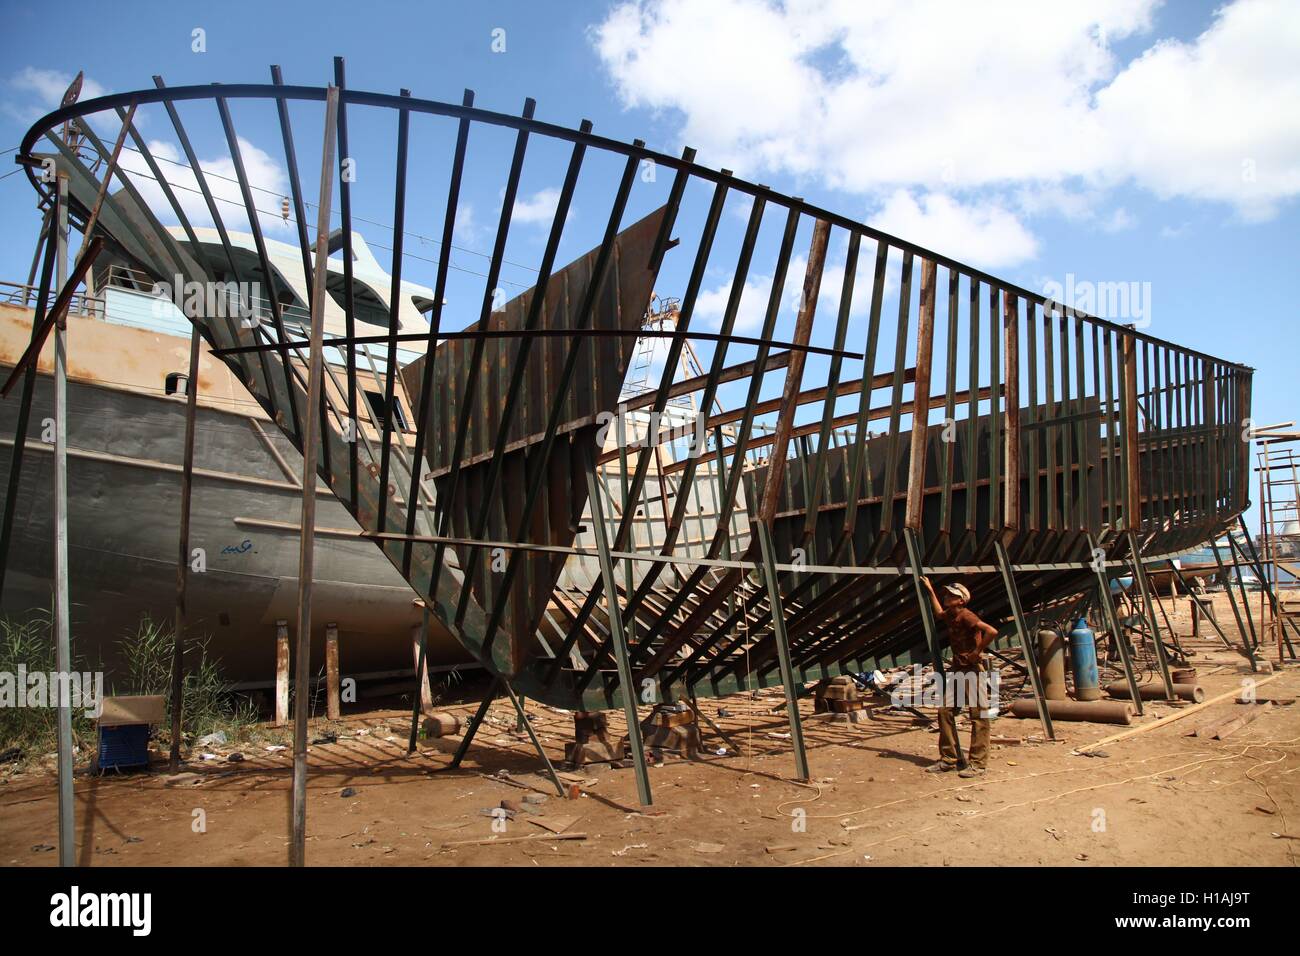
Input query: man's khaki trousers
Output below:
<box><xmin>937</xmin><ymin>665</ymin><xmax>992</xmax><ymax>768</ymax></box>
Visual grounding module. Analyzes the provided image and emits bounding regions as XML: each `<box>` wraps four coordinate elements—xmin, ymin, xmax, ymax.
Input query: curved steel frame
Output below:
<box><xmin>9</xmin><ymin>64</ymin><xmax>1254</xmax><ymax>729</ymax></box>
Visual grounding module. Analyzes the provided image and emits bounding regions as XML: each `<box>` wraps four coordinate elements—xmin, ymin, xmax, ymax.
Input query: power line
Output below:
<box><xmin>111</xmin><ymin>141</ymin><xmax>541</xmax><ymax>276</ymax></box>
<box><xmin>98</xmin><ymin>160</ymin><xmax>533</xmax><ymax>290</ymax></box>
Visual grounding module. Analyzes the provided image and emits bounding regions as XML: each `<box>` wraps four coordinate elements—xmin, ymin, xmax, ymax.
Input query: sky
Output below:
<box><xmin>1</xmin><ymin>0</ymin><xmax>1297</xmax><ymax>535</ymax></box>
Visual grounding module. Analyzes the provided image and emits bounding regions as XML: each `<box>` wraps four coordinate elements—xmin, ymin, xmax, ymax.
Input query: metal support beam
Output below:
<box><xmin>289</xmin><ymin>84</ymin><xmax>339</xmax><ymax>869</ymax></box>
<box><xmin>0</xmin><ymin>214</ymin><xmax>56</xmax><ymax>600</ymax></box>
<box><xmin>583</xmin><ymin>447</ymin><xmax>652</xmax><ymax>806</ymax></box>
<box><xmin>1234</xmin><ymin>514</ymin><xmax>1299</xmax><ymax>658</ymax></box>
<box><xmin>450</xmin><ymin>680</ymin><xmax>499</xmax><ymax>769</ymax></box>
<box><xmin>170</xmin><ymin>325</ymin><xmax>201</xmax><ymax>769</ymax></box>
<box><xmin>1126</xmin><ymin>530</ymin><xmax>1176</xmax><ymax>700</ymax></box>
<box><xmin>1211</xmin><ymin>538</ymin><xmax>1255</xmax><ymax>661</ymax></box>
<box><xmin>756</xmin><ymin>518</ymin><xmax>810</xmax><ymax>782</ymax></box>
<box><xmin>994</xmin><ymin>539</ymin><xmax>1055</xmax><ymax>739</ymax></box>
<box><xmin>52</xmin><ymin>173</ymin><xmax>74</xmax><ymax>869</ymax></box>
<box><xmin>407</xmin><ymin>605</ymin><xmax>430</xmax><ymax>753</ymax></box>
<box><xmin>1167</xmin><ymin>560</ymin><xmax>1232</xmax><ymax>649</ymax></box>
<box><xmin>1090</xmin><ymin>534</ymin><xmax>1144</xmax><ymax>716</ymax></box>
<box><xmin>499</xmin><ymin>679</ymin><xmax>566</xmax><ymax>798</ymax></box>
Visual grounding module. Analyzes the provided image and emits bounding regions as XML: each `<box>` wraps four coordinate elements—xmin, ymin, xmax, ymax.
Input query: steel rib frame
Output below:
<box><xmin>149</xmin><ymin>76</ymin><xmax>281</xmax><ymax>411</ymax></box>
<box><xmin>331</xmin><ymin>58</ymin><xmax>362</xmax><ymax>515</ymax></box>
<box><xmin>373</xmin><ymin>89</ymin><xmax>412</xmax><ymax>538</ymax></box>
<box><xmin>478</xmin><ymin>146</ymin><xmax>649</xmax><ymax>657</ymax></box>
<box><xmin>19</xmin><ymin>83</ymin><xmax>1253</xmax><ymax>374</ymax></box>
<box><xmin>271</xmin><ymin>65</ymin><xmax>333</xmax><ymax>489</ymax></box>
<box><xmin>627</xmin><ymin>205</ymin><xmax>805</xmax><ymax>681</ymax></box>
<box><xmin>558</xmin><ymin>178</ymin><xmax>738</xmax><ymax>692</ymax></box>
<box><xmin>426</xmin><ymin>97</ymin><xmax>536</xmax><ymax>611</ymax></box>
<box><xmin>401</xmin><ymin>88</ymin><xmax>475</xmax><ymax>578</ymax></box>
<box><xmin>453</xmin><ymin>119</ymin><xmax>592</xmax><ymax>632</ymax></box>
<box><xmin>12</xmin><ymin>70</ymin><xmax>1258</xmax><ymax>714</ymax></box>
<box><xmin>216</xmin><ymin>94</ymin><xmax>305</xmax><ymax>447</ymax></box>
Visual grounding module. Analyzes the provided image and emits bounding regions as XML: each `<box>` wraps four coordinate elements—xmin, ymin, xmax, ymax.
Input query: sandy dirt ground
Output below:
<box><xmin>2</xmin><ymin>594</ymin><xmax>1298</xmax><ymax>867</ymax></box>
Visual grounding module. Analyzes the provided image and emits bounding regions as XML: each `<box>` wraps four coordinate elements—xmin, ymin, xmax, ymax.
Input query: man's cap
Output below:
<box><xmin>943</xmin><ymin>582</ymin><xmax>971</xmax><ymax>603</ymax></box>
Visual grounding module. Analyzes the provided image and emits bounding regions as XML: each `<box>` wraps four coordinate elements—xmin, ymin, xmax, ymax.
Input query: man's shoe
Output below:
<box><xmin>958</xmin><ymin>766</ymin><xmax>987</xmax><ymax>778</ymax></box>
<box><xmin>926</xmin><ymin>762</ymin><xmax>959</xmax><ymax>773</ymax></box>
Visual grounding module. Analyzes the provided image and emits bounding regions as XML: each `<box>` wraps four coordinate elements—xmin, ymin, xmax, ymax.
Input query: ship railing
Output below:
<box><xmin>0</xmin><ymin>278</ymin><xmax>104</xmax><ymax>319</ymax></box>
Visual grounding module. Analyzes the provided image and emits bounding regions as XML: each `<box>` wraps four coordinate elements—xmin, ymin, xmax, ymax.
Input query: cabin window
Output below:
<box><xmin>364</xmin><ymin>389</ymin><xmax>409</xmax><ymax>432</ymax></box>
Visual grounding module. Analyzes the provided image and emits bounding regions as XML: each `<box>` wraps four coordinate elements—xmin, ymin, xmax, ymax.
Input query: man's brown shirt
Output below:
<box><xmin>940</xmin><ymin>606</ymin><xmax>987</xmax><ymax>670</ymax></box>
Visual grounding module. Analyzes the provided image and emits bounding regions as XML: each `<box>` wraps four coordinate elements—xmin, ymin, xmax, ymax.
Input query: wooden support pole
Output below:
<box><xmin>904</xmin><ymin>258</ymin><xmax>937</xmax><ymax>530</ymax></box>
<box><xmin>1002</xmin><ymin>292</ymin><xmax>1020</xmax><ymax>533</ymax></box>
<box><xmin>411</xmin><ymin>618</ymin><xmax>432</xmax><ymax>713</ymax></box>
<box><xmin>290</xmin><ymin>84</ymin><xmax>339</xmax><ymax>869</ymax></box>
<box><xmin>407</xmin><ymin>602</ymin><xmax>429</xmax><ymax>753</ymax></box>
<box><xmin>904</xmin><ymin>527</ymin><xmax>961</xmax><ymax>764</ymax></box>
<box><xmin>274</xmin><ymin>619</ymin><xmax>290</xmax><ymax>726</ymax></box>
<box><xmin>170</xmin><ymin>325</ymin><xmax>201</xmax><ymax>769</ymax></box>
<box><xmin>1120</xmin><ymin>333</ymin><xmax>1141</xmax><ymax>530</ymax></box>
<box><xmin>52</xmin><ymin>173</ymin><xmax>74</xmax><ymax>869</ymax></box>
<box><xmin>325</xmin><ymin>622</ymin><xmax>340</xmax><ymax>720</ymax></box>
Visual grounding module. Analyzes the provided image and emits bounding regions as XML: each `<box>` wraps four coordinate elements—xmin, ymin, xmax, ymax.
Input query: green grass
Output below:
<box><xmin>0</xmin><ymin>612</ymin><xmax>96</xmax><ymax>762</ymax></box>
<box><xmin>112</xmin><ymin>613</ymin><xmax>259</xmax><ymax>744</ymax></box>
<box><xmin>0</xmin><ymin>613</ymin><xmax>259</xmax><ymax>768</ymax></box>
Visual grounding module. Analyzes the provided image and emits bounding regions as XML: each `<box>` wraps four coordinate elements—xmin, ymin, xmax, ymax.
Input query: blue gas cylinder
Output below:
<box><xmin>1068</xmin><ymin>617</ymin><xmax>1101</xmax><ymax>701</ymax></box>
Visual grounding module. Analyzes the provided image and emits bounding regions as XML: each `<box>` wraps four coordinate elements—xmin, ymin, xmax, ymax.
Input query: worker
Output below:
<box><xmin>920</xmin><ymin>577</ymin><xmax>999</xmax><ymax>778</ymax></box>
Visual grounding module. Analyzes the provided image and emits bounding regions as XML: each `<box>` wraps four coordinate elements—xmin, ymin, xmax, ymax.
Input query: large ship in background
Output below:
<box><xmin>0</xmin><ymin>226</ymin><xmax>449</xmax><ymax>683</ymax></box>
<box><xmin>0</xmin><ymin>218</ymin><xmax>717</xmax><ymax>686</ymax></box>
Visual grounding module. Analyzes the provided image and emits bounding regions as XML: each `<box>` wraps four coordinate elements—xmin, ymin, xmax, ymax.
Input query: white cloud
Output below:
<box><xmin>454</xmin><ymin>201</ymin><xmax>479</xmax><ymax>242</ymax></box>
<box><xmin>1094</xmin><ymin>0</ymin><xmax>1300</xmax><ymax>221</ymax></box>
<box><xmin>694</xmin><ymin>238</ymin><xmax>889</xmax><ymax>332</ymax></box>
<box><xmin>872</xmin><ymin>190</ymin><xmax>1039</xmax><ymax>269</ymax></box>
<box><xmin>5</xmin><ymin>67</ymin><xmax>107</xmax><ymax>124</ymax></box>
<box><xmin>1099</xmin><ymin>207</ymin><xmax>1137</xmax><ymax>233</ymax></box>
<box><xmin>511</xmin><ymin>186</ymin><xmax>564</xmax><ymax>226</ymax></box>
<box><xmin>119</xmin><ymin>136</ymin><xmax>291</xmax><ymax>236</ymax></box>
<box><xmin>592</xmin><ymin>0</ymin><xmax>1300</xmax><ymax>223</ymax></box>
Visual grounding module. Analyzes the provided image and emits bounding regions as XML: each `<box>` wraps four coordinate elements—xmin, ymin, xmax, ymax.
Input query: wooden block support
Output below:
<box><xmin>412</xmin><ymin>623</ymin><xmax>433</xmax><ymax>714</ymax></box>
<box><xmin>325</xmin><ymin>622</ymin><xmax>340</xmax><ymax>720</ymax></box>
<box><xmin>275</xmin><ymin>619</ymin><xmax>290</xmax><ymax>727</ymax></box>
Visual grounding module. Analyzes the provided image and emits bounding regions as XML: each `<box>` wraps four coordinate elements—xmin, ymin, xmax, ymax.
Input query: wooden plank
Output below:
<box><xmin>275</xmin><ymin>619</ymin><xmax>290</xmax><ymax>726</ymax></box>
<box><xmin>904</xmin><ymin>258</ymin><xmax>937</xmax><ymax>530</ymax></box>
<box><xmin>325</xmin><ymin>622</ymin><xmax>341</xmax><ymax>720</ymax></box>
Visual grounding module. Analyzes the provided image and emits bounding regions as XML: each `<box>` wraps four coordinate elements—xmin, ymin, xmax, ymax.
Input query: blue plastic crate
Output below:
<box><xmin>97</xmin><ymin>723</ymin><xmax>150</xmax><ymax>772</ymax></box>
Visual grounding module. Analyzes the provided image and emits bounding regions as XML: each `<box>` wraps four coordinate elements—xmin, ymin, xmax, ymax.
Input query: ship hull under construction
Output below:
<box><xmin>6</xmin><ymin>68</ymin><xmax>1257</xmax><ymax>728</ymax></box>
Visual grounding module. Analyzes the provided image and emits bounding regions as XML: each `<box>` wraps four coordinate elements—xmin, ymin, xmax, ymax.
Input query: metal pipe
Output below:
<box><xmin>1104</xmin><ymin>680</ymin><xmax>1204</xmax><ymax>704</ymax></box>
<box><xmin>1008</xmin><ymin>698</ymin><xmax>1132</xmax><ymax>725</ymax></box>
